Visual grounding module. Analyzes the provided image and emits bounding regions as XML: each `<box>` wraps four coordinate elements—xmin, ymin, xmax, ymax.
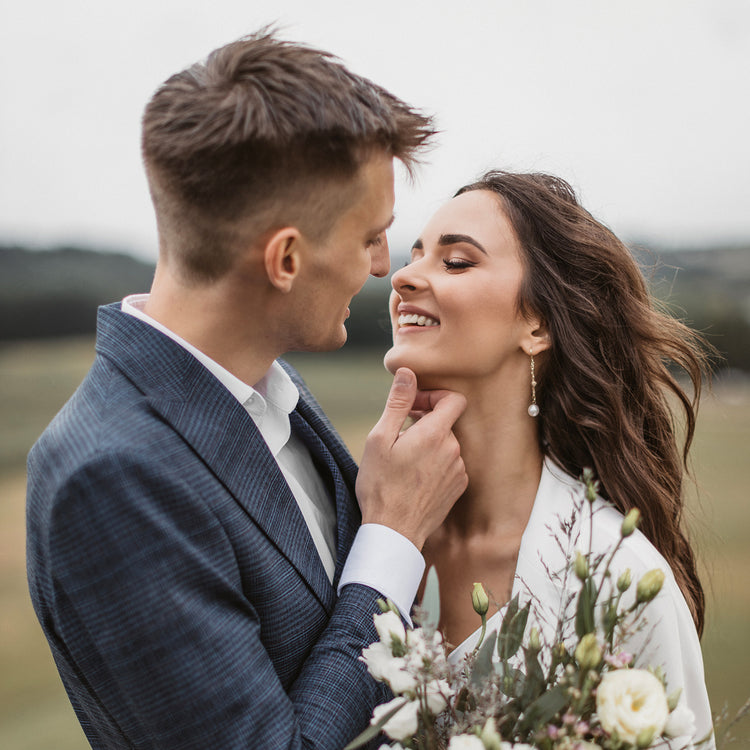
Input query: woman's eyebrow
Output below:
<box><xmin>411</xmin><ymin>238</ymin><xmax>423</xmax><ymax>250</ymax></box>
<box><xmin>438</xmin><ymin>233</ymin><xmax>488</xmax><ymax>255</ymax></box>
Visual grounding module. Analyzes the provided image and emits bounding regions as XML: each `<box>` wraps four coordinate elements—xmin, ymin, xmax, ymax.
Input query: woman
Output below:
<box><xmin>384</xmin><ymin>171</ymin><xmax>713</xmax><ymax>742</ymax></box>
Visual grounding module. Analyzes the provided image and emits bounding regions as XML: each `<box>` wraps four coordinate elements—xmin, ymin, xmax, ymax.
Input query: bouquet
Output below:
<box><xmin>347</xmin><ymin>470</ymin><xmax>715</xmax><ymax>750</ymax></box>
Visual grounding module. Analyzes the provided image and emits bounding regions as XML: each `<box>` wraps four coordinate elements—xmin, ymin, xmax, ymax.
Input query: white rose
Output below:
<box><xmin>360</xmin><ymin>643</ymin><xmax>417</xmax><ymax>694</ymax></box>
<box><xmin>374</xmin><ymin>610</ymin><xmax>407</xmax><ymax>648</ymax></box>
<box><xmin>596</xmin><ymin>669</ymin><xmax>669</xmax><ymax>745</ymax></box>
<box><xmin>664</xmin><ymin>701</ymin><xmax>696</xmax><ymax>740</ymax></box>
<box><xmin>448</xmin><ymin>735</ymin><xmax>485</xmax><ymax>750</ymax></box>
<box><xmin>371</xmin><ymin>697</ymin><xmax>419</xmax><ymax>742</ymax></box>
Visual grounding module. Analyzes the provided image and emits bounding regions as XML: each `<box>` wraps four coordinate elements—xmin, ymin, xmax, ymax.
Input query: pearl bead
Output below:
<box><xmin>528</xmin><ymin>403</ymin><xmax>540</xmax><ymax>417</ymax></box>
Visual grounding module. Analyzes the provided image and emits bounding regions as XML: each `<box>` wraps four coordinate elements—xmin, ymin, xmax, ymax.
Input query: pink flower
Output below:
<box><xmin>603</xmin><ymin>650</ymin><xmax>633</xmax><ymax>668</ymax></box>
<box><xmin>547</xmin><ymin>725</ymin><xmax>560</xmax><ymax>739</ymax></box>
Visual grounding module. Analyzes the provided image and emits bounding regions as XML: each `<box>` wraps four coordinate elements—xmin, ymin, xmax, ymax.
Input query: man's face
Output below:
<box><xmin>291</xmin><ymin>153</ymin><xmax>395</xmax><ymax>351</ymax></box>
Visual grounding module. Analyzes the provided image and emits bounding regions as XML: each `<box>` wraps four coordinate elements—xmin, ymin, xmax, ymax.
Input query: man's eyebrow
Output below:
<box><xmin>411</xmin><ymin>238</ymin><xmax>423</xmax><ymax>251</ymax></box>
<box><xmin>374</xmin><ymin>214</ymin><xmax>396</xmax><ymax>234</ymax></box>
<box><xmin>438</xmin><ymin>233</ymin><xmax>488</xmax><ymax>255</ymax></box>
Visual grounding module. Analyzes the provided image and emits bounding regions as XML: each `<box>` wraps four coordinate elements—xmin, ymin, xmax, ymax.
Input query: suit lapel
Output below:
<box><xmin>289</xmin><ymin>405</ymin><xmax>360</xmax><ymax>587</ymax></box>
<box><xmin>96</xmin><ymin>305</ymin><xmax>336</xmax><ymax>612</ymax></box>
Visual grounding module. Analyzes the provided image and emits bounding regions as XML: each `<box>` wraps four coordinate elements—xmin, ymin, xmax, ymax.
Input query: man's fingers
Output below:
<box><xmin>411</xmin><ymin>388</ymin><xmax>465</xmax><ymax>414</ymax></box>
<box><xmin>416</xmin><ymin>390</ymin><xmax>467</xmax><ymax>428</ymax></box>
<box><xmin>373</xmin><ymin>368</ymin><xmax>418</xmax><ymax>440</ymax></box>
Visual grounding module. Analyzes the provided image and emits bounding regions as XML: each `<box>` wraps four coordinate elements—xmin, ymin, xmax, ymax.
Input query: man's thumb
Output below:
<box><xmin>378</xmin><ymin>368</ymin><xmax>417</xmax><ymax>436</ymax></box>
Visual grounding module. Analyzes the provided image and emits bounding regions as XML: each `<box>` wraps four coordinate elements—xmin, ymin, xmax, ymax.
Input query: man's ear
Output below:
<box><xmin>263</xmin><ymin>227</ymin><xmax>302</xmax><ymax>293</ymax></box>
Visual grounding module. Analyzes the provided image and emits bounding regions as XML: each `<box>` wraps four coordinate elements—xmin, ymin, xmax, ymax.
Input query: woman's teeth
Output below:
<box><xmin>398</xmin><ymin>313</ymin><xmax>439</xmax><ymax>327</ymax></box>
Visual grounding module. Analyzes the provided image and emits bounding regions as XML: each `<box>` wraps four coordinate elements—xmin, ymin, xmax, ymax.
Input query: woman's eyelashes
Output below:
<box><xmin>442</xmin><ymin>257</ymin><xmax>476</xmax><ymax>270</ymax></box>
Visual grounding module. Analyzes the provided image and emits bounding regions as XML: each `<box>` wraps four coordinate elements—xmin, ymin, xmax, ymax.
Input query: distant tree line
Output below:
<box><xmin>1</xmin><ymin>244</ymin><xmax>748</xmax><ymax>371</ymax></box>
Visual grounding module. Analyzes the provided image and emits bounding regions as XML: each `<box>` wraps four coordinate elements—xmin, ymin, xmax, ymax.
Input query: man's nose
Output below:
<box><xmin>369</xmin><ymin>235</ymin><xmax>390</xmax><ymax>278</ymax></box>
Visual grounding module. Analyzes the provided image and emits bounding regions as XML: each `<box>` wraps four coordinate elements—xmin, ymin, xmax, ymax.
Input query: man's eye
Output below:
<box><xmin>366</xmin><ymin>235</ymin><xmax>384</xmax><ymax>249</ymax></box>
<box><xmin>443</xmin><ymin>258</ymin><xmax>474</xmax><ymax>270</ymax></box>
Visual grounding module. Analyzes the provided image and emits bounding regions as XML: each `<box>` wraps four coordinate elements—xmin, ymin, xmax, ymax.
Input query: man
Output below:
<box><xmin>26</xmin><ymin>30</ymin><xmax>467</xmax><ymax>749</ymax></box>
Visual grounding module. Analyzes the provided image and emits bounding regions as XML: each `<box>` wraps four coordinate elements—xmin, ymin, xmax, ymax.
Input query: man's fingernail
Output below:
<box><xmin>394</xmin><ymin>368</ymin><xmax>411</xmax><ymax>387</ymax></box>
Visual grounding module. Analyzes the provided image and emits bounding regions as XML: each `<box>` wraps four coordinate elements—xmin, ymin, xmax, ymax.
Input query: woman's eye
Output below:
<box><xmin>443</xmin><ymin>258</ymin><xmax>475</xmax><ymax>270</ymax></box>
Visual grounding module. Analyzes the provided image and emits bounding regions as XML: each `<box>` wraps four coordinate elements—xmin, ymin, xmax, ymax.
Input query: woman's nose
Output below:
<box><xmin>391</xmin><ymin>259</ymin><xmax>423</xmax><ymax>293</ymax></box>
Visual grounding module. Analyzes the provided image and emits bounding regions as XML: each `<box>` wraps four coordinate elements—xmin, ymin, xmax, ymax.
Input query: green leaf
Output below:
<box><xmin>343</xmin><ymin>699</ymin><xmax>408</xmax><ymax>750</ymax></box>
<box><xmin>454</xmin><ymin>685</ymin><xmax>476</xmax><ymax>713</ymax></box>
<box><xmin>498</xmin><ymin>600</ymin><xmax>530</xmax><ymax>661</ymax></box>
<box><xmin>470</xmin><ymin>629</ymin><xmax>498</xmax><ymax>688</ymax></box>
<box><xmin>575</xmin><ymin>577</ymin><xmax>597</xmax><ymax>638</ymax></box>
<box><xmin>497</xmin><ymin>663</ymin><xmax>525</xmax><ymax>698</ymax></box>
<box><xmin>521</xmin><ymin>646</ymin><xmax>546</xmax><ymax>705</ymax></box>
<box><xmin>420</xmin><ymin>566</ymin><xmax>440</xmax><ymax>630</ymax></box>
<box><xmin>516</xmin><ymin>684</ymin><xmax>569</xmax><ymax>734</ymax></box>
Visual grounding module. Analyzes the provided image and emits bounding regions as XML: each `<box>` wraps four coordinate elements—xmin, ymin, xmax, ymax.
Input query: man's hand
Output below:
<box><xmin>356</xmin><ymin>368</ymin><xmax>468</xmax><ymax>550</ymax></box>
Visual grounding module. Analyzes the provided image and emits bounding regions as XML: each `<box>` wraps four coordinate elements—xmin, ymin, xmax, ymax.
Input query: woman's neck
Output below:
<box><xmin>442</xmin><ymin>379</ymin><xmax>544</xmax><ymax>541</ymax></box>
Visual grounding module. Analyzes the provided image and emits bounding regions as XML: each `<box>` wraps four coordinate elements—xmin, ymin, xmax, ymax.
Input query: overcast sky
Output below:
<box><xmin>1</xmin><ymin>0</ymin><xmax>749</xmax><ymax>261</ymax></box>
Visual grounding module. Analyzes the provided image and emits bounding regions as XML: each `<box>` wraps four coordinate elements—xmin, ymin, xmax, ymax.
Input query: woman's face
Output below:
<box><xmin>384</xmin><ymin>190</ymin><xmax>537</xmax><ymax>387</ymax></box>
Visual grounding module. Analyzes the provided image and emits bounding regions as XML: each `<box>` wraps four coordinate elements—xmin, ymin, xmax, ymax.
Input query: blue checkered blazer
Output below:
<box><xmin>27</xmin><ymin>304</ymin><xmax>389</xmax><ymax>749</ymax></box>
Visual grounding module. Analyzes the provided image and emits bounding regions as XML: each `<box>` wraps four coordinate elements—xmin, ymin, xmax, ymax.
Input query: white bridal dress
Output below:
<box><xmin>449</xmin><ymin>458</ymin><xmax>714</xmax><ymax>747</ymax></box>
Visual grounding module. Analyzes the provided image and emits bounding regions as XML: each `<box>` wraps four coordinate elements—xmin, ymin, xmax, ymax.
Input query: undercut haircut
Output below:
<box><xmin>142</xmin><ymin>28</ymin><xmax>435</xmax><ymax>280</ymax></box>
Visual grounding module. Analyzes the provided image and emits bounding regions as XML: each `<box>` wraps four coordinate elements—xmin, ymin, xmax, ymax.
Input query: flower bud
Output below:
<box><xmin>617</xmin><ymin>568</ymin><xmax>632</xmax><ymax>592</ymax></box>
<box><xmin>581</xmin><ymin>468</ymin><xmax>598</xmax><ymax>504</ymax></box>
<box><xmin>667</xmin><ymin>687</ymin><xmax>683</xmax><ymax>713</ymax></box>
<box><xmin>574</xmin><ymin>550</ymin><xmax>589</xmax><ymax>581</ymax></box>
<box><xmin>480</xmin><ymin>717</ymin><xmax>503</xmax><ymax>750</ymax></box>
<box><xmin>471</xmin><ymin>582</ymin><xmax>490</xmax><ymax>617</ymax></box>
<box><xmin>528</xmin><ymin>627</ymin><xmax>541</xmax><ymax>653</ymax></box>
<box><xmin>574</xmin><ymin>633</ymin><xmax>602</xmax><ymax>671</ymax></box>
<box><xmin>621</xmin><ymin>508</ymin><xmax>641</xmax><ymax>537</ymax></box>
<box><xmin>636</xmin><ymin>726</ymin><xmax>657</xmax><ymax>748</ymax></box>
<box><xmin>636</xmin><ymin>569</ymin><xmax>665</xmax><ymax>604</ymax></box>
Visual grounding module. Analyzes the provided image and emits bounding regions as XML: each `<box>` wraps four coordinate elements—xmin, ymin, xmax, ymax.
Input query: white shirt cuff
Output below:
<box><xmin>338</xmin><ymin>524</ymin><xmax>425</xmax><ymax>626</ymax></box>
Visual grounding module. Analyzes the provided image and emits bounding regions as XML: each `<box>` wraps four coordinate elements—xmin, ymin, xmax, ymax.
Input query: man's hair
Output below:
<box><xmin>142</xmin><ymin>28</ymin><xmax>435</xmax><ymax>280</ymax></box>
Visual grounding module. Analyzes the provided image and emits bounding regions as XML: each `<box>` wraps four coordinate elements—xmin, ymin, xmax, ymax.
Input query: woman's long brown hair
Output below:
<box><xmin>457</xmin><ymin>171</ymin><xmax>712</xmax><ymax>636</ymax></box>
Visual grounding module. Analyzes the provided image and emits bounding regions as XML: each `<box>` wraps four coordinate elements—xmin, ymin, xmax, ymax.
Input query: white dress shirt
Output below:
<box><xmin>121</xmin><ymin>294</ymin><xmax>424</xmax><ymax>618</ymax></box>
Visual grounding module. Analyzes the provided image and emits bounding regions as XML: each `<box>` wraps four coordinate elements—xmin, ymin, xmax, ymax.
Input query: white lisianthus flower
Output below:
<box><xmin>425</xmin><ymin>678</ymin><xmax>453</xmax><ymax>714</ymax></box>
<box><xmin>447</xmin><ymin>735</ymin><xmax>485</xmax><ymax>749</ymax></box>
<box><xmin>360</xmin><ymin>642</ymin><xmax>394</xmax><ymax>680</ymax></box>
<box><xmin>371</xmin><ymin>697</ymin><xmax>419</xmax><ymax>741</ymax></box>
<box><xmin>374</xmin><ymin>610</ymin><xmax>406</xmax><ymax>648</ymax></box>
<box><xmin>360</xmin><ymin>643</ymin><xmax>417</xmax><ymax>694</ymax></box>
<box><xmin>664</xmin><ymin>701</ymin><xmax>696</xmax><ymax>740</ymax></box>
<box><xmin>596</xmin><ymin>669</ymin><xmax>669</xmax><ymax>745</ymax></box>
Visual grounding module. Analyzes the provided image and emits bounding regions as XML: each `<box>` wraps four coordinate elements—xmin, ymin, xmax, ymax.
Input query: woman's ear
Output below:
<box><xmin>263</xmin><ymin>227</ymin><xmax>302</xmax><ymax>293</ymax></box>
<box><xmin>521</xmin><ymin>317</ymin><xmax>551</xmax><ymax>355</ymax></box>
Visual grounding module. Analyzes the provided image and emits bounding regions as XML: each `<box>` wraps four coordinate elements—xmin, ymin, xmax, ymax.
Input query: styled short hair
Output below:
<box><xmin>142</xmin><ymin>28</ymin><xmax>435</xmax><ymax>279</ymax></box>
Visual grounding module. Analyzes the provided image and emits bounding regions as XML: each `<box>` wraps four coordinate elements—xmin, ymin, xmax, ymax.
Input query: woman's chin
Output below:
<box><xmin>383</xmin><ymin>347</ymin><xmax>415</xmax><ymax>376</ymax></box>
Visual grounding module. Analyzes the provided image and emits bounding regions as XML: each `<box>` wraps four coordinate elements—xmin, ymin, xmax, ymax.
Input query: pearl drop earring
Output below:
<box><xmin>528</xmin><ymin>350</ymin><xmax>540</xmax><ymax>417</ymax></box>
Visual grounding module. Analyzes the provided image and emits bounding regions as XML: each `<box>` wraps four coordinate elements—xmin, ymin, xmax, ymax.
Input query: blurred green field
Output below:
<box><xmin>1</xmin><ymin>338</ymin><xmax>748</xmax><ymax>748</ymax></box>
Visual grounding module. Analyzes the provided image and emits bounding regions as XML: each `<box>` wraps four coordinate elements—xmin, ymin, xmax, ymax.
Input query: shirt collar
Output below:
<box><xmin>121</xmin><ymin>293</ymin><xmax>300</xmax><ymax>431</ymax></box>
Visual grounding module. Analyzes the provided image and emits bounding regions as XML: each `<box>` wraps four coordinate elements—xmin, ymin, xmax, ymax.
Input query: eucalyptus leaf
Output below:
<box><xmin>421</xmin><ymin>566</ymin><xmax>441</xmax><ymax>631</ymax></box>
<box><xmin>343</xmin><ymin>698</ymin><xmax>408</xmax><ymax>750</ymax></box>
